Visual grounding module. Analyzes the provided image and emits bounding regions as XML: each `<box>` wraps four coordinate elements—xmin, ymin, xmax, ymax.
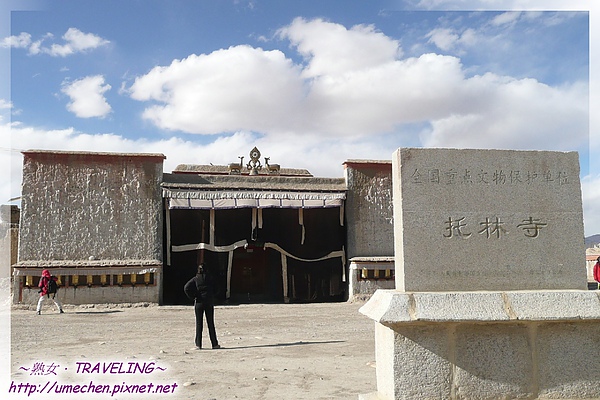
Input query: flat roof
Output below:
<box><xmin>22</xmin><ymin>149</ymin><xmax>166</xmax><ymax>160</ymax></box>
<box><xmin>343</xmin><ymin>159</ymin><xmax>391</xmax><ymax>165</ymax></box>
<box><xmin>162</xmin><ymin>173</ymin><xmax>347</xmax><ymax>192</ymax></box>
<box><xmin>173</xmin><ymin>163</ymin><xmax>312</xmax><ymax>177</ymax></box>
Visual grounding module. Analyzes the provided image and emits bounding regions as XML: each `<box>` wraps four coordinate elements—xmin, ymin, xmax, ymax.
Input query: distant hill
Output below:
<box><xmin>586</xmin><ymin>234</ymin><xmax>600</xmax><ymax>248</ymax></box>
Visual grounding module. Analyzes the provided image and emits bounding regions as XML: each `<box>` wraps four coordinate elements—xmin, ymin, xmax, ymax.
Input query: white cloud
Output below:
<box><xmin>426</xmin><ymin>28</ymin><xmax>460</xmax><ymax>51</ymax></box>
<box><xmin>129</xmin><ymin>45</ymin><xmax>305</xmax><ymax>134</ymax></box>
<box><xmin>490</xmin><ymin>11</ymin><xmax>522</xmax><ymax>26</ymax></box>
<box><xmin>0</xmin><ymin>100</ymin><xmax>12</xmax><ymax>110</ymax></box>
<box><xmin>28</xmin><ymin>39</ymin><xmax>43</xmax><ymax>55</ymax></box>
<box><xmin>483</xmin><ymin>10</ymin><xmax>577</xmax><ymax>29</ymax></box>
<box><xmin>410</xmin><ymin>0</ymin><xmax>589</xmax><ymax>11</ymax></box>
<box><xmin>278</xmin><ymin>17</ymin><xmax>402</xmax><ymax>78</ymax></box>
<box><xmin>61</xmin><ymin>75</ymin><xmax>112</xmax><ymax>118</ymax></box>
<box><xmin>5</xmin><ymin>28</ymin><xmax>109</xmax><ymax>57</ymax></box>
<box><xmin>421</xmin><ymin>77</ymin><xmax>588</xmax><ymax>150</ymax></box>
<box><xmin>127</xmin><ymin>18</ymin><xmax>587</xmax><ymax>151</ymax></box>
<box><xmin>0</xmin><ymin>32</ymin><xmax>31</xmax><ymax>49</ymax></box>
<box><xmin>457</xmin><ymin>28</ymin><xmax>478</xmax><ymax>46</ymax></box>
<box><xmin>46</xmin><ymin>28</ymin><xmax>110</xmax><ymax>57</ymax></box>
<box><xmin>422</xmin><ymin>11</ymin><xmax>579</xmax><ymax>62</ymax></box>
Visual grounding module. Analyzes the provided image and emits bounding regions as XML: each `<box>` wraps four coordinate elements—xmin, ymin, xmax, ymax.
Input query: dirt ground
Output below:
<box><xmin>10</xmin><ymin>301</ymin><xmax>377</xmax><ymax>399</ymax></box>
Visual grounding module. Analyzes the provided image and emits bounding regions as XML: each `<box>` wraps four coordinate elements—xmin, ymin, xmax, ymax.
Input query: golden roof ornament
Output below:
<box><xmin>247</xmin><ymin>147</ymin><xmax>262</xmax><ymax>175</ymax></box>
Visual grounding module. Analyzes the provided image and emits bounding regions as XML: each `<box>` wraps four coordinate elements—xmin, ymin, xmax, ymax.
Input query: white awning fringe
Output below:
<box><xmin>163</xmin><ymin>189</ymin><xmax>346</xmax><ymax>201</ymax></box>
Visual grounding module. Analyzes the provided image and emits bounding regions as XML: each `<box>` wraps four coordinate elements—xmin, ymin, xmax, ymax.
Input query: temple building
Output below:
<box><xmin>12</xmin><ymin>148</ymin><xmax>394</xmax><ymax>305</ymax></box>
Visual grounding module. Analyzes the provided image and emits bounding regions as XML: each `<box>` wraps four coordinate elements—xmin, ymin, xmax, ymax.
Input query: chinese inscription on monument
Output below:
<box><xmin>392</xmin><ymin>148</ymin><xmax>586</xmax><ymax>292</ymax></box>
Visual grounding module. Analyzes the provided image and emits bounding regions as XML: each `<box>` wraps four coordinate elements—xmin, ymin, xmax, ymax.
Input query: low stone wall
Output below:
<box><xmin>348</xmin><ymin>258</ymin><xmax>395</xmax><ymax>300</ymax></box>
<box><xmin>17</xmin><ymin>284</ymin><xmax>159</xmax><ymax>306</ymax></box>
<box><xmin>12</xmin><ymin>267</ymin><xmax>162</xmax><ymax>306</ymax></box>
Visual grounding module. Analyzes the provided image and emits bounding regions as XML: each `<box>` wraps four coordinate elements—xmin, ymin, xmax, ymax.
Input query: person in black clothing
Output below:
<box><xmin>184</xmin><ymin>263</ymin><xmax>220</xmax><ymax>350</ymax></box>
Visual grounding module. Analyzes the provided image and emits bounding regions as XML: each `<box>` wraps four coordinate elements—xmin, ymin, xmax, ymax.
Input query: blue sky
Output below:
<box><xmin>0</xmin><ymin>0</ymin><xmax>598</xmax><ymax>235</ymax></box>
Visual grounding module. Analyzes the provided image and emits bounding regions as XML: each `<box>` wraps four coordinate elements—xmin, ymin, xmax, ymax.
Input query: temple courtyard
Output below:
<box><xmin>10</xmin><ymin>301</ymin><xmax>375</xmax><ymax>399</ymax></box>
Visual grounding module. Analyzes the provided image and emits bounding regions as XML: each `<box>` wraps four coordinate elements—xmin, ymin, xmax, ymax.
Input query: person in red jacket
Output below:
<box><xmin>37</xmin><ymin>269</ymin><xmax>64</xmax><ymax>315</ymax></box>
<box><xmin>594</xmin><ymin>257</ymin><xmax>600</xmax><ymax>288</ymax></box>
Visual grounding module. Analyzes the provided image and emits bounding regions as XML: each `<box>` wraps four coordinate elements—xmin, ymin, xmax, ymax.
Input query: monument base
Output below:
<box><xmin>360</xmin><ymin>289</ymin><xmax>600</xmax><ymax>400</ymax></box>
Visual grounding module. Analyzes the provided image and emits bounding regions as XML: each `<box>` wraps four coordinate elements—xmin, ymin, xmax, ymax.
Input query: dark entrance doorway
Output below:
<box><xmin>230</xmin><ymin>245</ymin><xmax>283</xmax><ymax>303</ymax></box>
<box><xmin>230</xmin><ymin>246</ymin><xmax>266</xmax><ymax>300</ymax></box>
<box><xmin>163</xmin><ymin>206</ymin><xmax>346</xmax><ymax>305</ymax></box>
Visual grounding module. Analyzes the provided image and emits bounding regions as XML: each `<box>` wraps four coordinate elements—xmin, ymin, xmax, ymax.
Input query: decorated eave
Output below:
<box><xmin>162</xmin><ymin>174</ymin><xmax>347</xmax><ymax>210</ymax></box>
<box><xmin>162</xmin><ymin>147</ymin><xmax>346</xmax><ymax>210</ymax></box>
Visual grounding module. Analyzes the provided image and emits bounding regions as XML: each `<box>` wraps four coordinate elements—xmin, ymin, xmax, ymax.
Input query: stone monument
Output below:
<box><xmin>360</xmin><ymin>148</ymin><xmax>600</xmax><ymax>399</ymax></box>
